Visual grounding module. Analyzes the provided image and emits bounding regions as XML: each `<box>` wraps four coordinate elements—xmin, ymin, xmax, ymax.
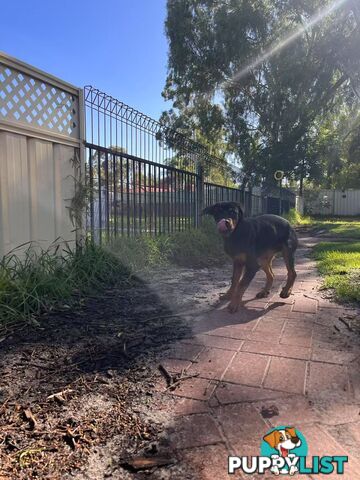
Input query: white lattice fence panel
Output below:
<box><xmin>0</xmin><ymin>63</ymin><xmax>79</xmax><ymax>138</ymax></box>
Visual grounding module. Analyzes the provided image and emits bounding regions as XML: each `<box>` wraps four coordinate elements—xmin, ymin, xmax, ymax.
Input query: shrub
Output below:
<box><xmin>284</xmin><ymin>208</ymin><xmax>312</xmax><ymax>226</ymax></box>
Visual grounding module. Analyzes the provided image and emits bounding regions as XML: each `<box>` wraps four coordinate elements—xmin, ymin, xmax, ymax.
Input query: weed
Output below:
<box><xmin>0</xmin><ymin>241</ymin><xmax>129</xmax><ymax>326</ymax></box>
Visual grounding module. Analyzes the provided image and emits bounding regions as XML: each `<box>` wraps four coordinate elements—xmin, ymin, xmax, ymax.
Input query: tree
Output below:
<box><xmin>162</xmin><ymin>0</ymin><xmax>360</xmax><ymax>189</ymax></box>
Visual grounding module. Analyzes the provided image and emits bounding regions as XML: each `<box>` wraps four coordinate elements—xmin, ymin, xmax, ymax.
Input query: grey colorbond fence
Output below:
<box><xmin>83</xmin><ymin>86</ymin><xmax>295</xmax><ymax>243</ymax></box>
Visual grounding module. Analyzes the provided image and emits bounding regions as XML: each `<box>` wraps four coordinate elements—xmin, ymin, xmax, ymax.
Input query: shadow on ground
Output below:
<box><xmin>0</xmin><ymin>268</ymin><xmax>191</xmax><ymax>479</ymax></box>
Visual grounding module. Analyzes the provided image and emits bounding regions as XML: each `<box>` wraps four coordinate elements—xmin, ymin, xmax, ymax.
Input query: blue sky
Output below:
<box><xmin>0</xmin><ymin>0</ymin><xmax>169</xmax><ymax>120</ymax></box>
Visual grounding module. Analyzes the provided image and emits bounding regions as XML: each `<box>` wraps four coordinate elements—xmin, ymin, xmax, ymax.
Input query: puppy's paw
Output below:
<box><xmin>289</xmin><ymin>465</ymin><xmax>298</xmax><ymax>476</ymax></box>
<box><xmin>228</xmin><ymin>300</ymin><xmax>240</xmax><ymax>313</ymax></box>
<box><xmin>219</xmin><ymin>290</ymin><xmax>232</xmax><ymax>300</ymax></box>
<box><xmin>256</xmin><ymin>289</ymin><xmax>270</xmax><ymax>299</ymax></box>
<box><xmin>280</xmin><ymin>287</ymin><xmax>291</xmax><ymax>298</ymax></box>
<box><xmin>270</xmin><ymin>466</ymin><xmax>280</xmax><ymax>476</ymax></box>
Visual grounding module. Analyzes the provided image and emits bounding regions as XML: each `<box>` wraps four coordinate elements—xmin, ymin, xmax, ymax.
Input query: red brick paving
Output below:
<box><xmin>167</xmin><ymin>413</ymin><xmax>223</xmax><ymax>450</ymax></box>
<box><xmin>215</xmin><ymin>383</ymin><xmax>286</xmax><ymax>404</ymax></box>
<box><xmin>241</xmin><ymin>339</ymin><xmax>311</xmax><ymax>360</ymax></box>
<box><xmin>154</xmin><ymin>236</ymin><xmax>360</xmax><ymax>479</ymax></box>
<box><xmin>183</xmin><ymin>333</ymin><xmax>243</xmax><ymax>351</ymax></box>
<box><xmin>187</xmin><ymin>347</ymin><xmax>236</xmax><ymax>380</ymax></box>
<box><xmin>178</xmin><ymin>444</ymin><xmax>234</xmax><ymax>480</ymax></box>
<box><xmin>223</xmin><ymin>352</ymin><xmax>269</xmax><ymax>386</ymax></box>
<box><xmin>263</xmin><ymin>357</ymin><xmax>307</xmax><ymax>394</ymax></box>
<box><xmin>306</xmin><ymin>362</ymin><xmax>351</xmax><ymax>400</ymax></box>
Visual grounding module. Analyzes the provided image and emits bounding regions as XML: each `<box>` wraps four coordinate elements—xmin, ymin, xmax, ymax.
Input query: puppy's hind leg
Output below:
<box><xmin>280</xmin><ymin>233</ymin><xmax>297</xmax><ymax>298</ymax></box>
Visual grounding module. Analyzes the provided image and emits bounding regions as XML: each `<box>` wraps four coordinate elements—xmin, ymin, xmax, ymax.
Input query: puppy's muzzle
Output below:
<box><xmin>217</xmin><ymin>218</ymin><xmax>233</xmax><ymax>234</ymax></box>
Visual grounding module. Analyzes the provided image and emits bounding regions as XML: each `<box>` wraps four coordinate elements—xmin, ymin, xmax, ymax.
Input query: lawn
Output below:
<box><xmin>313</xmin><ymin>241</ymin><xmax>360</xmax><ymax>303</ymax></box>
<box><xmin>285</xmin><ymin>208</ymin><xmax>360</xmax><ymax>239</ymax></box>
<box><xmin>312</xmin><ymin>218</ymin><xmax>360</xmax><ymax>239</ymax></box>
<box><xmin>286</xmin><ymin>210</ymin><xmax>360</xmax><ymax>301</ymax></box>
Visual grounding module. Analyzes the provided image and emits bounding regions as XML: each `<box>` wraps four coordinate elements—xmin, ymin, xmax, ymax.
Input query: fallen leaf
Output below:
<box><xmin>23</xmin><ymin>409</ymin><xmax>37</xmax><ymax>429</ymax></box>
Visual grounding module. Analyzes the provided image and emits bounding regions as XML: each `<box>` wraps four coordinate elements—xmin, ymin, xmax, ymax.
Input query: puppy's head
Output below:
<box><xmin>202</xmin><ymin>202</ymin><xmax>243</xmax><ymax>236</ymax></box>
<box><xmin>263</xmin><ymin>427</ymin><xmax>301</xmax><ymax>457</ymax></box>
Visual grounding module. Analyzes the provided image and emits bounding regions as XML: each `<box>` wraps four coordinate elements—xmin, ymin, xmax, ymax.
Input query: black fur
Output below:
<box><xmin>203</xmin><ymin>202</ymin><xmax>298</xmax><ymax>312</ymax></box>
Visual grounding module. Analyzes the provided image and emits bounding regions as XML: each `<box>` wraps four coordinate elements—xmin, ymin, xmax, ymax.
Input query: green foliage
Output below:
<box><xmin>0</xmin><ymin>242</ymin><xmax>130</xmax><ymax>326</ymax></box>
<box><xmin>313</xmin><ymin>241</ymin><xmax>360</xmax><ymax>302</ymax></box>
<box><xmin>110</xmin><ymin>217</ymin><xmax>226</xmax><ymax>270</ymax></box>
<box><xmin>166</xmin><ymin>217</ymin><xmax>227</xmax><ymax>267</ymax></box>
<box><xmin>0</xmin><ymin>219</ymin><xmax>227</xmax><ymax>326</ymax></box>
<box><xmin>163</xmin><ymin>0</ymin><xmax>360</xmax><ymax>187</ymax></box>
<box><xmin>283</xmin><ymin>208</ymin><xmax>312</xmax><ymax>226</ymax></box>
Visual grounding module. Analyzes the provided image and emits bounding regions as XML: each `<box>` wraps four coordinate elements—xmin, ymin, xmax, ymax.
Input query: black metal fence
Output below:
<box><xmin>84</xmin><ymin>86</ymin><xmax>295</xmax><ymax>242</ymax></box>
<box><xmin>86</xmin><ymin>144</ymin><xmax>199</xmax><ymax>242</ymax></box>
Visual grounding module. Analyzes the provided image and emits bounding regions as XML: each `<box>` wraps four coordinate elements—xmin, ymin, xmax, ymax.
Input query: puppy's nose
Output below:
<box><xmin>292</xmin><ymin>436</ymin><xmax>300</xmax><ymax>443</ymax></box>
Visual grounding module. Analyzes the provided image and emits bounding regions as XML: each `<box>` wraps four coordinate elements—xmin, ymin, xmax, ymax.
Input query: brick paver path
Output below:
<box><xmin>154</xmin><ymin>236</ymin><xmax>360</xmax><ymax>479</ymax></box>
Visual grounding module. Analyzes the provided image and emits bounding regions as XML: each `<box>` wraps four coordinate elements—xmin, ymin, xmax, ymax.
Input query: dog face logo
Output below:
<box><xmin>261</xmin><ymin>426</ymin><xmax>307</xmax><ymax>476</ymax></box>
<box><xmin>263</xmin><ymin>427</ymin><xmax>301</xmax><ymax>457</ymax></box>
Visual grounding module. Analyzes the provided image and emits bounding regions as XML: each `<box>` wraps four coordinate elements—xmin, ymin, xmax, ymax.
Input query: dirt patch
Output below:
<box><xmin>0</xmin><ymin>272</ymin><xmax>199</xmax><ymax>479</ymax></box>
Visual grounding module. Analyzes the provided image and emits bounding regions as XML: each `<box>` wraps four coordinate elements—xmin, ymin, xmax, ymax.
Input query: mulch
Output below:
<box><xmin>0</xmin><ymin>279</ymin><xmax>190</xmax><ymax>479</ymax></box>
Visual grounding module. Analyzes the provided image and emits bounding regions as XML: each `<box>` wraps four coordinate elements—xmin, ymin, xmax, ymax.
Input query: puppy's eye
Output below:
<box><xmin>279</xmin><ymin>436</ymin><xmax>284</xmax><ymax>441</ymax></box>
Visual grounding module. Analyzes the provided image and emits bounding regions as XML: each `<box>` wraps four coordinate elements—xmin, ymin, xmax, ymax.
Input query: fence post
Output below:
<box><xmin>196</xmin><ymin>163</ymin><xmax>204</xmax><ymax>227</ymax></box>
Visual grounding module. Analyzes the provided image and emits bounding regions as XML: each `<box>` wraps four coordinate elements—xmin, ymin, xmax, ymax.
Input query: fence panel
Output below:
<box><xmin>0</xmin><ymin>53</ymin><xmax>82</xmax><ymax>257</ymax></box>
<box><xmin>86</xmin><ymin>144</ymin><xmax>198</xmax><ymax>241</ymax></box>
<box><xmin>83</xmin><ymin>86</ymin><xmax>296</xmax><ymax>241</ymax></box>
<box><xmin>204</xmin><ymin>182</ymin><xmax>244</xmax><ymax>207</ymax></box>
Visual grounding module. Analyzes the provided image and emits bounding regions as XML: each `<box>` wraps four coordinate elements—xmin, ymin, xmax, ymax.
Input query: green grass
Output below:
<box><xmin>313</xmin><ymin>241</ymin><xmax>360</xmax><ymax>303</ymax></box>
<box><xmin>284</xmin><ymin>209</ymin><xmax>360</xmax><ymax>239</ymax></box>
<box><xmin>110</xmin><ymin>217</ymin><xmax>226</xmax><ymax>270</ymax></box>
<box><xmin>285</xmin><ymin>209</ymin><xmax>360</xmax><ymax>303</ymax></box>
<box><xmin>311</xmin><ymin>218</ymin><xmax>360</xmax><ymax>239</ymax></box>
<box><xmin>0</xmin><ymin>242</ymin><xmax>131</xmax><ymax>327</ymax></box>
<box><xmin>0</xmin><ymin>218</ymin><xmax>226</xmax><ymax>327</ymax></box>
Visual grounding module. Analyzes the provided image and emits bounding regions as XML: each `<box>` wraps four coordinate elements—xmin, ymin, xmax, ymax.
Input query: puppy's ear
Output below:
<box><xmin>202</xmin><ymin>205</ymin><xmax>215</xmax><ymax>216</ymax></box>
<box><xmin>230</xmin><ymin>202</ymin><xmax>244</xmax><ymax>222</ymax></box>
<box><xmin>285</xmin><ymin>427</ymin><xmax>297</xmax><ymax>438</ymax></box>
<box><xmin>237</xmin><ymin>204</ymin><xmax>244</xmax><ymax>221</ymax></box>
<box><xmin>263</xmin><ymin>430</ymin><xmax>280</xmax><ymax>449</ymax></box>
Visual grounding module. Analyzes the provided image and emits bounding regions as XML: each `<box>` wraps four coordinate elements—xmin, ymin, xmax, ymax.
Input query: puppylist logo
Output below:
<box><xmin>228</xmin><ymin>426</ymin><xmax>348</xmax><ymax>476</ymax></box>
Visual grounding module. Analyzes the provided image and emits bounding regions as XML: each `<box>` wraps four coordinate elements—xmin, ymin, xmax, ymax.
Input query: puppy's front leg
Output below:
<box><xmin>219</xmin><ymin>261</ymin><xmax>239</xmax><ymax>300</ymax></box>
<box><xmin>227</xmin><ymin>262</ymin><xmax>245</xmax><ymax>312</ymax></box>
<box><xmin>228</xmin><ymin>264</ymin><xmax>258</xmax><ymax>313</ymax></box>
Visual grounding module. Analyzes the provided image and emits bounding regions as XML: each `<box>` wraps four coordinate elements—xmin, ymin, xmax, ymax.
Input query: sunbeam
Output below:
<box><xmin>226</xmin><ymin>0</ymin><xmax>350</xmax><ymax>86</ymax></box>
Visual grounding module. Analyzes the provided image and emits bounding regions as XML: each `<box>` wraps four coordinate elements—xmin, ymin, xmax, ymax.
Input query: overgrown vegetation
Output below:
<box><xmin>110</xmin><ymin>217</ymin><xmax>226</xmax><ymax>271</ymax></box>
<box><xmin>0</xmin><ymin>242</ymin><xmax>131</xmax><ymax>326</ymax></box>
<box><xmin>0</xmin><ymin>219</ymin><xmax>225</xmax><ymax>326</ymax></box>
<box><xmin>283</xmin><ymin>208</ymin><xmax>312</xmax><ymax>226</ymax></box>
<box><xmin>313</xmin><ymin>241</ymin><xmax>360</xmax><ymax>303</ymax></box>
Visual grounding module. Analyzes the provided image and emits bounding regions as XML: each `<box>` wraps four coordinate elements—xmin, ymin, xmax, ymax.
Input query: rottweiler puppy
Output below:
<box><xmin>203</xmin><ymin>202</ymin><xmax>298</xmax><ymax>313</ymax></box>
